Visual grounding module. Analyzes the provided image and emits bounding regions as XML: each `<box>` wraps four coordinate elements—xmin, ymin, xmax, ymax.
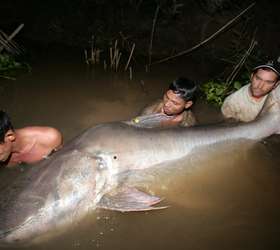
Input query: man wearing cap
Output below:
<box><xmin>221</xmin><ymin>58</ymin><xmax>280</xmax><ymax>122</ymax></box>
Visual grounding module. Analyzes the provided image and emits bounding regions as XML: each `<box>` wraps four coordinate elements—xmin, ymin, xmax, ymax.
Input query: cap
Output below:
<box><xmin>253</xmin><ymin>57</ymin><xmax>280</xmax><ymax>77</ymax></box>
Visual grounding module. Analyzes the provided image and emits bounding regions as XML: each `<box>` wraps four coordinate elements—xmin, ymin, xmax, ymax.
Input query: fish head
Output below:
<box><xmin>0</xmin><ymin>150</ymin><xmax>114</xmax><ymax>246</ymax></box>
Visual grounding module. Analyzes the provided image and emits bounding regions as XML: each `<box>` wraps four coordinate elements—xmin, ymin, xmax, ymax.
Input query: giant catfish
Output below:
<box><xmin>0</xmin><ymin>96</ymin><xmax>280</xmax><ymax>246</ymax></box>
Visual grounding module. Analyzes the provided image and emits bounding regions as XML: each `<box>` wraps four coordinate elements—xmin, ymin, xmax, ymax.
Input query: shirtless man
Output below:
<box><xmin>221</xmin><ymin>58</ymin><xmax>280</xmax><ymax>122</ymax></box>
<box><xmin>0</xmin><ymin>111</ymin><xmax>63</xmax><ymax>167</ymax></box>
<box><xmin>139</xmin><ymin>77</ymin><xmax>197</xmax><ymax>127</ymax></box>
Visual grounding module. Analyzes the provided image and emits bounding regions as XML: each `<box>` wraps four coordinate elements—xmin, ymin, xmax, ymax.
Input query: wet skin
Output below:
<box><xmin>162</xmin><ymin>90</ymin><xmax>190</xmax><ymax>116</ymax></box>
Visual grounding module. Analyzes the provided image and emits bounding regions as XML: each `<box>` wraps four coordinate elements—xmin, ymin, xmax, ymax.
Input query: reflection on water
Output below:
<box><xmin>0</xmin><ymin>61</ymin><xmax>279</xmax><ymax>250</ymax></box>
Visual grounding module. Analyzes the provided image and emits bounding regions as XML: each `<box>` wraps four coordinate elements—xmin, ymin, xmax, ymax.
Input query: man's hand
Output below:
<box><xmin>160</xmin><ymin>114</ymin><xmax>183</xmax><ymax>127</ymax></box>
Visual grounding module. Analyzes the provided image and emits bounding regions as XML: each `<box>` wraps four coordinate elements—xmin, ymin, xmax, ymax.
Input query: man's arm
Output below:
<box><xmin>221</xmin><ymin>94</ymin><xmax>241</xmax><ymax>122</ymax></box>
<box><xmin>221</xmin><ymin>99</ymin><xmax>235</xmax><ymax>119</ymax></box>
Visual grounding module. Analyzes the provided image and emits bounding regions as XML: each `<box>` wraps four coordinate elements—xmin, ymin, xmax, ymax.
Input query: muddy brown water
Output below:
<box><xmin>0</xmin><ymin>60</ymin><xmax>280</xmax><ymax>250</ymax></box>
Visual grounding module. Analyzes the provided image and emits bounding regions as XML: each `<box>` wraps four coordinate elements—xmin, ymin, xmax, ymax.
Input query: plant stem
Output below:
<box><xmin>125</xmin><ymin>43</ymin><xmax>135</xmax><ymax>71</ymax></box>
<box><xmin>151</xmin><ymin>2</ymin><xmax>256</xmax><ymax>65</ymax></box>
<box><xmin>148</xmin><ymin>5</ymin><xmax>160</xmax><ymax>70</ymax></box>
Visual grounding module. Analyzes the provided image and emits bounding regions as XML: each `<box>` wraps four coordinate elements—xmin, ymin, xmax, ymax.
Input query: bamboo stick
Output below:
<box><xmin>111</xmin><ymin>48</ymin><xmax>118</xmax><ymax>68</ymax></box>
<box><xmin>145</xmin><ymin>65</ymin><xmax>149</xmax><ymax>73</ymax></box>
<box><xmin>115</xmin><ymin>52</ymin><xmax>122</xmax><ymax>72</ymax></box>
<box><xmin>119</xmin><ymin>31</ymin><xmax>138</xmax><ymax>64</ymax></box>
<box><xmin>151</xmin><ymin>2</ymin><xmax>256</xmax><ymax>65</ymax></box>
<box><xmin>125</xmin><ymin>43</ymin><xmax>135</xmax><ymax>71</ymax></box>
<box><xmin>0</xmin><ymin>23</ymin><xmax>24</xmax><ymax>54</ymax></box>
<box><xmin>226</xmin><ymin>29</ymin><xmax>258</xmax><ymax>85</ymax></box>
<box><xmin>129</xmin><ymin>66</ymin><xmax>132</xmax><ymax>80</ymax></box>
<box><xmin>91</xmin><ymin>48</ymin><xmax>95</xmax><ymax>64</ymax></box>
<box><xmin>96</xmin><ymin>49</ymin><xmax>100</xmax><ymax>64</ymax></box>
<box><xmin>84</xmin><ymin>49</ymin><xmax>89</xmax><ymax>65</ymax></box>
<box><xmin>0</xmin><ymin>32</ymin><xmax>20</xmax><ymax>54</ymax></box>
<box><xmin>148</xmin><ymin>5</ymin><xmax>160</xmax><ymax>70</ymax></box>
<box><xmin>109</xmin><ymin>47</ymin><xmax>113</xmax><ymax>68</ymax></box>
<box><xmin>114</xmin><ymin>39</ymin><xmax>118</xmax><ymax>52</ymax></box>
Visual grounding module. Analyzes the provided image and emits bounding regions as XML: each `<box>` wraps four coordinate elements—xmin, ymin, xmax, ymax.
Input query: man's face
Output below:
<box><xmin>250</xmin><ymin>69</ymin><xmax>279</xmax><ymax>98</ymax></box>
<box><xmin>0</xmin><ymin>130</ymin><xmax>15</xmax><ymax>162</ymax></box>
<box><xmin>162</xmin><ymin>90</ymin><xmax>192</xmax><ymax>116</ymax></box>
<box><xmin>0</xmin><ymin>141</ymin><xmax>12</xmax><ymax>162</ymax></box>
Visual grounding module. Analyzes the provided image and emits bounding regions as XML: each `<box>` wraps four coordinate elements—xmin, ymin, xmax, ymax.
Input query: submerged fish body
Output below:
<box><xmin>1</xmin><ymin>98</ymin><xmax>280</xmax><ymax>245</ymax></box>
<box><xmin>0</xmin><ymin>147</ymin><xmax>111</xmax><ymax>245</ymax></box>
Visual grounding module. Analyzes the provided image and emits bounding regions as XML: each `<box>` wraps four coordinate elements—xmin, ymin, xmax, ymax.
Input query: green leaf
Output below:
<box><xmin>233</xmin><ymin>81</ymin><xmax>242</xmax><ymax>90</ymax></box>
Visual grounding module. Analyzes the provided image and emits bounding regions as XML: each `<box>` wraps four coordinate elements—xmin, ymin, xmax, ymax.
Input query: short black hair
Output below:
<box><xmin>0</xmin><ymin>111</ymin><xmax>13</xmax><ymax>143</ymax></box>
<box><xmin>168</xmin><ymin>77</ymin><xmax>197</xmax><ymax>101</ymax></box>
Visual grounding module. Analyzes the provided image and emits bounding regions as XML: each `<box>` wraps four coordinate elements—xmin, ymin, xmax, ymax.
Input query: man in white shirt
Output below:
<box><xmin>221</xmin><ymin>58</ymin><xmax>280</xmax><ymax>122</ymax></box>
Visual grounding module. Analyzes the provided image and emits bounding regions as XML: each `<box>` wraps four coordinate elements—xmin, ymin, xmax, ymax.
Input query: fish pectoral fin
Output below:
<box><xmin>97</xmin><ymin>187</ymin><xmax>168</xmax><ymax>212</ymax></box>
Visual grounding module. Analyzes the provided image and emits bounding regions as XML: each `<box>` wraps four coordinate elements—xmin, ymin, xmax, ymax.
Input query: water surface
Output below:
<box><xmin>0</xmin><ymin>60</ymin><xmax>279</xmax><ymax>250</ymax></box>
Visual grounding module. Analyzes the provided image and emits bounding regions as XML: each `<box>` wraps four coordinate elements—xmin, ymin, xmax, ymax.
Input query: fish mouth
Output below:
<box><xmin>0</xmin><ymin>229</ymin><xmax>21</xmax><ymax>246</ymax></box>
<box><xmin>0</xmin><ymin>229</ymin><xmax>11</xmax><ymax>241</ymax></box>
<box><xmin>0</xmin><ymin>152</ymin><xmax>111</xmax><ymax>247</ymax></box>
<box><xmin>0</xmin><ymin>223</ymin><xmax>31</xmax><ymax>246</ymax></box>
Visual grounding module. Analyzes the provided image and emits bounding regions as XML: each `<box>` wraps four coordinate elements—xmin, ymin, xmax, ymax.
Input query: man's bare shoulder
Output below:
<box><xmin>139</xmin><ymin>99</ymin><xmax>163</xmax><ymax>115</ymax></box>
<box><xmin>180</xmin><ymin>110</ymin><xmax>197</xmax><ymax>127</ymax></box>
<box><xmin>17</xmin><ymin>126</ymin><xmax>61</xmax><ymax>136</ymax></box>
<box><xmin>16</xmin><ymin>126</ymin><xmax>63</xmax><ymax>149</ymax></box>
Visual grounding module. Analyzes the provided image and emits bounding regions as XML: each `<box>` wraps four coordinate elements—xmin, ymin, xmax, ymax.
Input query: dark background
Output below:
<box><xmin>1</xmin><ymin>0</ymin><xmax>280</xmax><ymax>74</ymax></box>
